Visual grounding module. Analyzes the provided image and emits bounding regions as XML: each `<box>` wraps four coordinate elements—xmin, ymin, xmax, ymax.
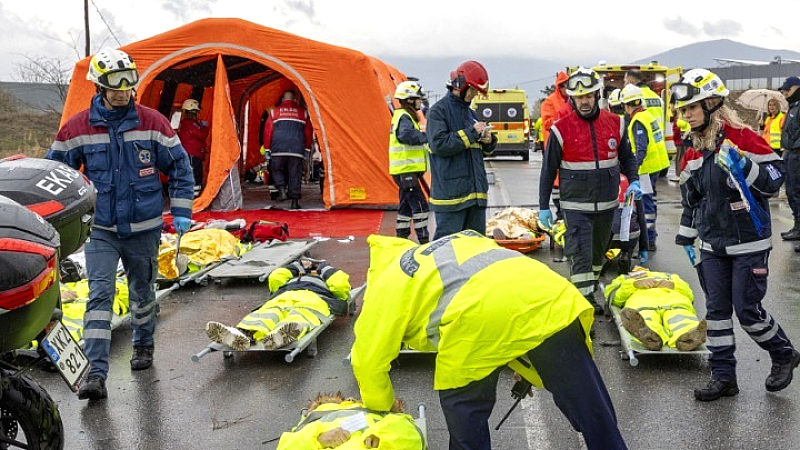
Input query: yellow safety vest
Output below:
<box><xmin>388</xmin><ymin>109</ymin><xmax>428</xmax><ymax>175</ymax></box>
<box><xmin>352</xmin><ymin>232</ymin><xmax>594</xmax><ymax>411</ymax></box>
<box><xmin>629</xmin><ymin>109</ymin><xmax>670</xmax><ymax>175</ymax></box>
<box><xmin>535</xmin><ymin>117</ymin><xmax>543</xmax><ymax>141</ymax></box>
<box><xmin>763</xmin><ymin>112</ymin><xmax>785</xmax><ymax>150</ymax></box>
<box><xmin>641</xmin><ymin>86</ymin><xmax>664</xmax><ymax>128</ymax></box>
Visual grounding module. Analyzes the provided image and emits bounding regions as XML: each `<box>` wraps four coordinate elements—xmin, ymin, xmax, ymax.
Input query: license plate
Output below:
<box><xmin>507</xmin><ymin>133</ymin><xmax>518</xmax><ymax>139</ymax></box>
<box><xmin>41</xmin><ymin>321</ymin><xmax>90</xmax><ymax>392</ymax></box>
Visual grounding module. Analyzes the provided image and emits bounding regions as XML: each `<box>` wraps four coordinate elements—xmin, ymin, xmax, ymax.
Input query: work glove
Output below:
<box><xmin>539</xmin><ymin>209</ymin><xmax>554</xmax><ymax>229</ymax></box>
<box><xmin>626</xmin><ymin>180</ymin><xmax>643</xmax><ymax>200</ymax></box>
<box><xmin>173</xmin><ymin>216</ymin><xmax>191</xmax><ymax>235</ymax></box>
<box><xmin>683</xmin><ymin>244</ymin><xmax>696</xmax><ymax>266</ymax></box>
<box><xmin>638</xmin><ymin>250</ymin><xmax>649</xmax><ymax>266</ymax></box>
<box><xmin>716</xmin><ymin>141</ymin><xmax>746</xmax><ymax>173</ymax></box>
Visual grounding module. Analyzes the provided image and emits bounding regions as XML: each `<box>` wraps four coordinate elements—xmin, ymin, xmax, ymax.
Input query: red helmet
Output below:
<box><xmin>449</xmin><ymin>60</ymin><xmax>489</xmax><ymax>94</ymax></box>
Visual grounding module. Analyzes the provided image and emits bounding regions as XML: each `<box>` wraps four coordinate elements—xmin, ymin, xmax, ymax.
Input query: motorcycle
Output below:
<box><xmin>0</xmin><ymin>157</ymin><xmax>95</xmax><ymax>450</ymax></box>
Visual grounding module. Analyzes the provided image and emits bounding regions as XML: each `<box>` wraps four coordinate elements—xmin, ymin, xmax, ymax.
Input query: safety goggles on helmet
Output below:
<box><xmin>669</xmin><ymin>82</ymin><xmax>701</xmax><ymax>103</ymax></box>
<box><xmin>98</xmin><ymin>69</ymin><xmax>140</xmax><ymax>90</ymax></box>
<box><xmin>566</xmin><ymin>73</ymin><xmax>597</xmax><ymax>92</ymax></box>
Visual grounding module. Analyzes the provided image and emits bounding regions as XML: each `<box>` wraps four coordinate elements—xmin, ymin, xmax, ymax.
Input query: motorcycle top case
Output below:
<box><xmin>0</xmin><ymin>156</ymin><xmax>95</xmax><ymax>257</ymax></box>
<box><xmin>0</xmin><ymin>195</ymin><xmax>61</xmax><ymax>353</ymax></box>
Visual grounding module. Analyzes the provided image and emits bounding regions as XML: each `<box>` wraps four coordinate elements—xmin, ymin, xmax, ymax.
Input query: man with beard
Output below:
<box><xmin>538</xmin><ymin>67</ymin><xmax>641</xmax><ymax>313</ymax></box>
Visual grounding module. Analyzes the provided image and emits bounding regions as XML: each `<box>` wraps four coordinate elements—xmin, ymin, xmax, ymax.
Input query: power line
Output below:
<box><xmin>89</xmin><ymin>0</ymin><xmax>122</xmax><ymax>47</ymax></box>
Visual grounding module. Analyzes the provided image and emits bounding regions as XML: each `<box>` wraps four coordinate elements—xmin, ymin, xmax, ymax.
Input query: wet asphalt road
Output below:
<box><xmin>32</xmin><ymin>150</ymin><xmax>800</xmax><ymax>450</ymax></box>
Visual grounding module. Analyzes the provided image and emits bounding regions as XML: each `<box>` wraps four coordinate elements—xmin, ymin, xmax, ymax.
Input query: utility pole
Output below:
<box><xmin>84</xmin><ymin>0</ymin><xmax>90</xmax><ymax>57</ymax></box>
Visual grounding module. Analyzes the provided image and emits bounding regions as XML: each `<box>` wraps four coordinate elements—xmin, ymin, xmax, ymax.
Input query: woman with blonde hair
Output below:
<box><xmin>761</xmin><ymin>97</ymin><xmax>786</xmax><ymax>155</ymax></box>
<box><xmin>672</xmin><ymin>69</ymin><xmax>799</xmax><ymax>401</ymax></box>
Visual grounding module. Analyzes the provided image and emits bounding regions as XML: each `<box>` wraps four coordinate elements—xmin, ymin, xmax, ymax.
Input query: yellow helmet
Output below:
<box><xmin>394</xmin><ymin>81</ymin><xmax>423</xmax><ymax>100</ymax></box>
<box><xmin>87</xmin><ymin>48</ymin><xmax>139</xmax><ymax>91</ymax></box>
<box><xmin>670</xmin><ymin>68</ymin><xmax>728</xmax><ymax>109</ymax></box>
<box><xmin>619</xmin><ymin>84</ymin><xmax>643</xmax><ymax>104</ymax></box>
<box><xmin>181</xmin><ymin>99</ymin><xmax>201</xmax><ymax>111</ymax></box>
<box><xmin>566</xmin><ymin>67</ymin><xmax>602</xmax><ymax>97</ymax></box>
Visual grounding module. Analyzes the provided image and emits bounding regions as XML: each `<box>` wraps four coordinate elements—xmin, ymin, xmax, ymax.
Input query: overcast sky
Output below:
<box><xmin>1</xmin><ymin>0</ymin><xmax>798</xmax><ymax>82</ymax></box>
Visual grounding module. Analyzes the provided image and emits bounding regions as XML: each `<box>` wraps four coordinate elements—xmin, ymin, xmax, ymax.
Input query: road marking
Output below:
<box><xmin>521</xmin><ymin>391</ymin><xmax>588</xmax><ymax>450</ymax></box>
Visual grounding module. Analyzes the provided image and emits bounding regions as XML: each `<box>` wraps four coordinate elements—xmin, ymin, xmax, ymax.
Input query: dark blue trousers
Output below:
<box><xmin>432</xmin><ymin>206</ymin><xmax>486</xmax><ymax>241</ymax></box>
<box><xmin>439</xmin><ymin>320</ymin><xmax>627</xmax><ymax>450</ymax></box>
<box><xmin>697</xmin><ymin>250</ymin><xmax>795</xmax><ymax>380</ymax></box>
<box><xmin>784</xmin><ymin>150</ymin><xmax>800</xmax><ymax>220</ymax></box>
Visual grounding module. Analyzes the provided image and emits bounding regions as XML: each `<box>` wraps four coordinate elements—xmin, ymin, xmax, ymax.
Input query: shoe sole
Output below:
<box><xmin>766</xmin><ymin>351</ymin><xmax>800</xmax><ymax>392</ymax></box>
<box><xmin>620</xmin><ymin>308</ymin><xmax>662</xmax><ymax>350</ymax></box>
<box><xmin>676</xmin><ymin>320</ymin><xmax>708</xmax><ymax>352</ymax></box>
<box><xmin>206</xmin><ymin>321</ymin><xmax>250</xmax><ymax>351</ymax></box>
<box><xmin>261</xmin><ymin>322</ymin><xmax>303</xmax><ymax>350</ymax></box>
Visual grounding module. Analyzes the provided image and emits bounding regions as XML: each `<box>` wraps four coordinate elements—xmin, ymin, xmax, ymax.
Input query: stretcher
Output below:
<box><xmin>198</xmin><ymin>239</ymin><xmax>318</xmax><ymax>284</ymax></box>
<box><xmin>192</xmin><ymin>283</ymin><xmax>365</xmax><ymax>364</ymax></box>
<box><xmin>607</xmin><ymin>303</ymin><xmax>711</xmax><ymax>367</ymax></box>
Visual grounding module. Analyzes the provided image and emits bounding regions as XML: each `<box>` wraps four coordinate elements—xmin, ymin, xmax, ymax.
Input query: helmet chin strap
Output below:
<box><xmin>692</xmin><ymin>98</ymin><xmax>724</xmax><ymax>132</ymax></box>
<box><xmin>571</xmin><ymin>92</ymin><xmax>601</xmax><ymax>120</ymax></box>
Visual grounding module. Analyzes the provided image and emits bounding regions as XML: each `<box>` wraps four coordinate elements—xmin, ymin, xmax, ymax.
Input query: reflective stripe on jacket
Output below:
<box><xmin>763</xmin><ymin>112</ymin><xmax>785</xmax><ymax>150</ymax></box>
<box><xmin>426</xmin><ymin>92</ymin><xmax>497</xmax><ymax>211</ymax></box>
<box><xmin>629</xmin><ymin>109</ymin><xmax>670</xmax><ymax>174</ymax></box>
<box><xmin>389</xmin><ymin>109</ymin><xmax>428</xmax><ymax>175</ymax></box>
<box><xmin>676</xmin><ymin>125</ymin><xmax>783</xmax><ymax>254</ymax></box>
<box><xmin>352</xmin><ymin>232</ymin><xmax>594</xmax><ymax>411</ymax></box>
<box><xmin>46</xmin><ymin>94</ymin><xmax>194</xmax><ymax>237</ymax></box>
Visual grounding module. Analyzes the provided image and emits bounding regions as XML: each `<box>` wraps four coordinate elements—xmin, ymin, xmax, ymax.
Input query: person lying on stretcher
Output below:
<box><xmin>205</xmin><ymin>258</ymin><xmax>350</xmax><ymax>350</ymax></box>
<box><xmin>605</xmin><ymin>269</ymin><xmax>707</xmax><ymax>351</ymax></box>
<box><xmin>276</xmin><ymin>392</ymin><xmax>424</xmax><ymax>449</ymax></box>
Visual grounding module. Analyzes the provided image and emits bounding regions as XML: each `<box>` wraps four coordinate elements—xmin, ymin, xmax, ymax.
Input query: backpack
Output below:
<box><xmin>243</xmin><ymin>220</ymin><xmax>289</xmax><ymax>243</ymax></box>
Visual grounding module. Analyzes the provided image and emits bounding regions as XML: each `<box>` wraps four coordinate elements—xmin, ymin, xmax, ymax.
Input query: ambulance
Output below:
<box><xmin>472</xmin><ymin>89</ymin><xmax>531</xmax><ymax>161</ymax></box>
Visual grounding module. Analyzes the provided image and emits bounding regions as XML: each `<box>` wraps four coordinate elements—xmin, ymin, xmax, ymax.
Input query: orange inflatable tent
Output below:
<box><xmin>60</xmin><ymin>18</ymin><xmax>409</xmax><ymax>210</ymax></box>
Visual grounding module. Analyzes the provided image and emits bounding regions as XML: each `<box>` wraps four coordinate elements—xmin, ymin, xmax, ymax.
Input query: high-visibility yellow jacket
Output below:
<box><xmin>763</xmin><ymin>112</ymin><xmax>785</xmax><ymax>150</ymax></box>
<box><xmin>388</xmin><ymin>109</ymin><xmax>428</xmax><ymax>175</ymax></box>
<box><xmin>60</xmin><ymin>278</ymin><xmax>129</xmax><ymax>342</ymax></box>
<box><xmin>628</xmin><ymin>108</ymin><xmax>670</xmax><ymax>174</ymax></box>
<box><xmin>605</xmin><ymin>270</ymin><xmax>694</xmax><ymax>309</ymax></box>
<box><xmin>352</xmin><ymin>231</ymin><xmax>594</xmax><ymax>411</ymax></box>
<box><xmin>276</xmin><ymin>400</ymin><xmax>424</xmax><ymax>450</ymax></box>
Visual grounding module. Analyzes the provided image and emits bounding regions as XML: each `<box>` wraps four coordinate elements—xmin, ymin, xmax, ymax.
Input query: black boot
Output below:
<box><xmin>694</xmin><ymin>379</ymin><xmax>739</xmax><ymax>401</ymax></box>
<box><xmin>130</xmin><ymin>345</ymin><xmax>154</xmax><ymax>370</ymax></box>
<box><xmin>765</xmin><ymin>350</ymin><xmax>800</xmax><ymax>392</ymax></box>
<box><xmin>290</xmin><ymin>199</ymin><xmax>301</xmax><ymax>210</ymax></box>
<box><xmin>78</xmin><ymin>376</ymin><xmax>108</xmax><ymax>400</ymax></box>
<box><xmin>277</xmin><ymin>187</ymin><xmax>288</xmax><ymax>202</ymax></box>
<box><xmin>781</xmin><ymin>221</ymin><xmax>800</xmax><ymax>240</ymax></box>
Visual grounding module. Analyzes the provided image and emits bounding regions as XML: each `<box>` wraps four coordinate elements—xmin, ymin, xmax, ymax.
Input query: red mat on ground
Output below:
<box><xmin>165</xmin><ymin>209</ymin><xmax>384</xmax><ymax>238</ymax></box>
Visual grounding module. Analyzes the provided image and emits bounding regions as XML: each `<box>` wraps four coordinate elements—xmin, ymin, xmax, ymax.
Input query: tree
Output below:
<box><xmin>540</xmin><ymin>84</ymin><xmax>555</xmax><ymax>96</ymax></box>
<box><xmin>15</xmin><ymin>55</ymin><xmax>72</xmax><ymax>112</ymax></box>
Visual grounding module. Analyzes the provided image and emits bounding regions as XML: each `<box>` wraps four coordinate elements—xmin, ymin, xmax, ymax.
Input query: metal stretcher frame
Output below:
<box><xmin>192</xmin><ymin>284</ymin><xmax>365</xmax><ymax>364</ymax></box>
<box><xmin>608</xmin><ymin>304</ymin><xmax>710</xmax><ymax>367</ymax></box>
<box><xmin>198</xmin><ymin>240</ymin><xmax>318</xmax><ymax>283</ymax></box>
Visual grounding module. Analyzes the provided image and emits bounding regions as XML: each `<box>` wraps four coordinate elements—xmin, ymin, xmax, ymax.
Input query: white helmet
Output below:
<box><xmin>670</xmin><ymin>68</ymin><xmax>729</xmax><ymax>109</ymax></box>
<box><xmin>566</xmin><ymin>67</ymin><xmax>602</xmax><ymax>97</ymax></box>
<box><xmin>87</xmin><ymin>47</ymin><xmax>139</xmax><ymax>91</ymax></box>
<box><xmin>181</xmin><ymin>99</ymin><xmax>201</xmax><ymax>111</ymax></box>
<box><xmin>619</xmin><ymin>84</ymin><xmax>643</xmax><ymax>104</ymax></box>
<box><xmin>395</xmin><ymin>81</ymin><xmax>423</xmax><ymax>100</ymax></box>
<box><xmin>608</xmin><ymin>88</ymin><xmax>622</xmax><ymax>107</ymax></box>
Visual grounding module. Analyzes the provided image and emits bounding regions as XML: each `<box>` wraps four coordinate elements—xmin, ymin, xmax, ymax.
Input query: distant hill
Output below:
<box><xmin>633</xmin><ymin>39</ymin><xmax>800</xmax><ymax>69</ymax></box>
<box><xmin>380</xmin><ymin>56</ymin><xmax>566</xmax><ymax>104</ymax></box>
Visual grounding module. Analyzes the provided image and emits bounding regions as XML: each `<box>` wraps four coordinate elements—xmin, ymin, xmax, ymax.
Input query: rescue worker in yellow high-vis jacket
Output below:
<box><xmin>351</xmin><ymin>231</ymin><xmax>628</xmax><ymax>450</ymax></box>
<box><xmin>605</xmin><ymin>270</ymin><xmax>707</xmax><ymax>351</ymax></box>
<box><xmin>205</xmin><ymin>259</ymin><xmax>350</xmax><ymax>351</ymax></box>
<box><xmin>389</xmin><ymin>81</ymin><xmax>430</xmax><ymax>244</ymax></box>
<box><xmin>276</xmin><ymin>395</ymin><xmax>424</xmax><ymax>449</ymax></box>
<box><xmin>761</xmin><ymin>98</ymin><xmax>786</xmax><ymax>155</ymax></box>
<box><xmin>620</xmin><ymin>84</ymin><xmax>670</xmax><ymax>251</ymax></box>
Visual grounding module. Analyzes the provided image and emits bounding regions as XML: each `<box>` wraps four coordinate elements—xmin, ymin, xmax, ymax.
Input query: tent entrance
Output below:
<box><xmin>138</xmin><ymin>55</ymin><xmax>317</xmax><ymax>211</ymax></box>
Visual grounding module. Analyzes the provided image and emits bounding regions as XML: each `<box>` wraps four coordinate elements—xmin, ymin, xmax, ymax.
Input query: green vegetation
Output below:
<box><xmin>0</xmin><ymin>88</ymin><xmax>61</xmax><ymax>159</ymax></box>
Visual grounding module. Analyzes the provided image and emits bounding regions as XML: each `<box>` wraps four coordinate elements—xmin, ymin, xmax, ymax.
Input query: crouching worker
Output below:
<box><xmin>605</xmin><ymin>270</ymin><xmax>706</xmax><ymax>351</ymax></box>
<box><xmin>276</xmin><ymin>393</ymin><xmax>424</xmax><ymax>449</ymax></box>
<box><xmin>351</xmin><ymin>231</ymin><xmax>627</xmax><ymax>450</ymax></box>
<box><xmin>205</xmin><ymin>259</ymin><xmax>350</xmax><ymax>350</ymax></box>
